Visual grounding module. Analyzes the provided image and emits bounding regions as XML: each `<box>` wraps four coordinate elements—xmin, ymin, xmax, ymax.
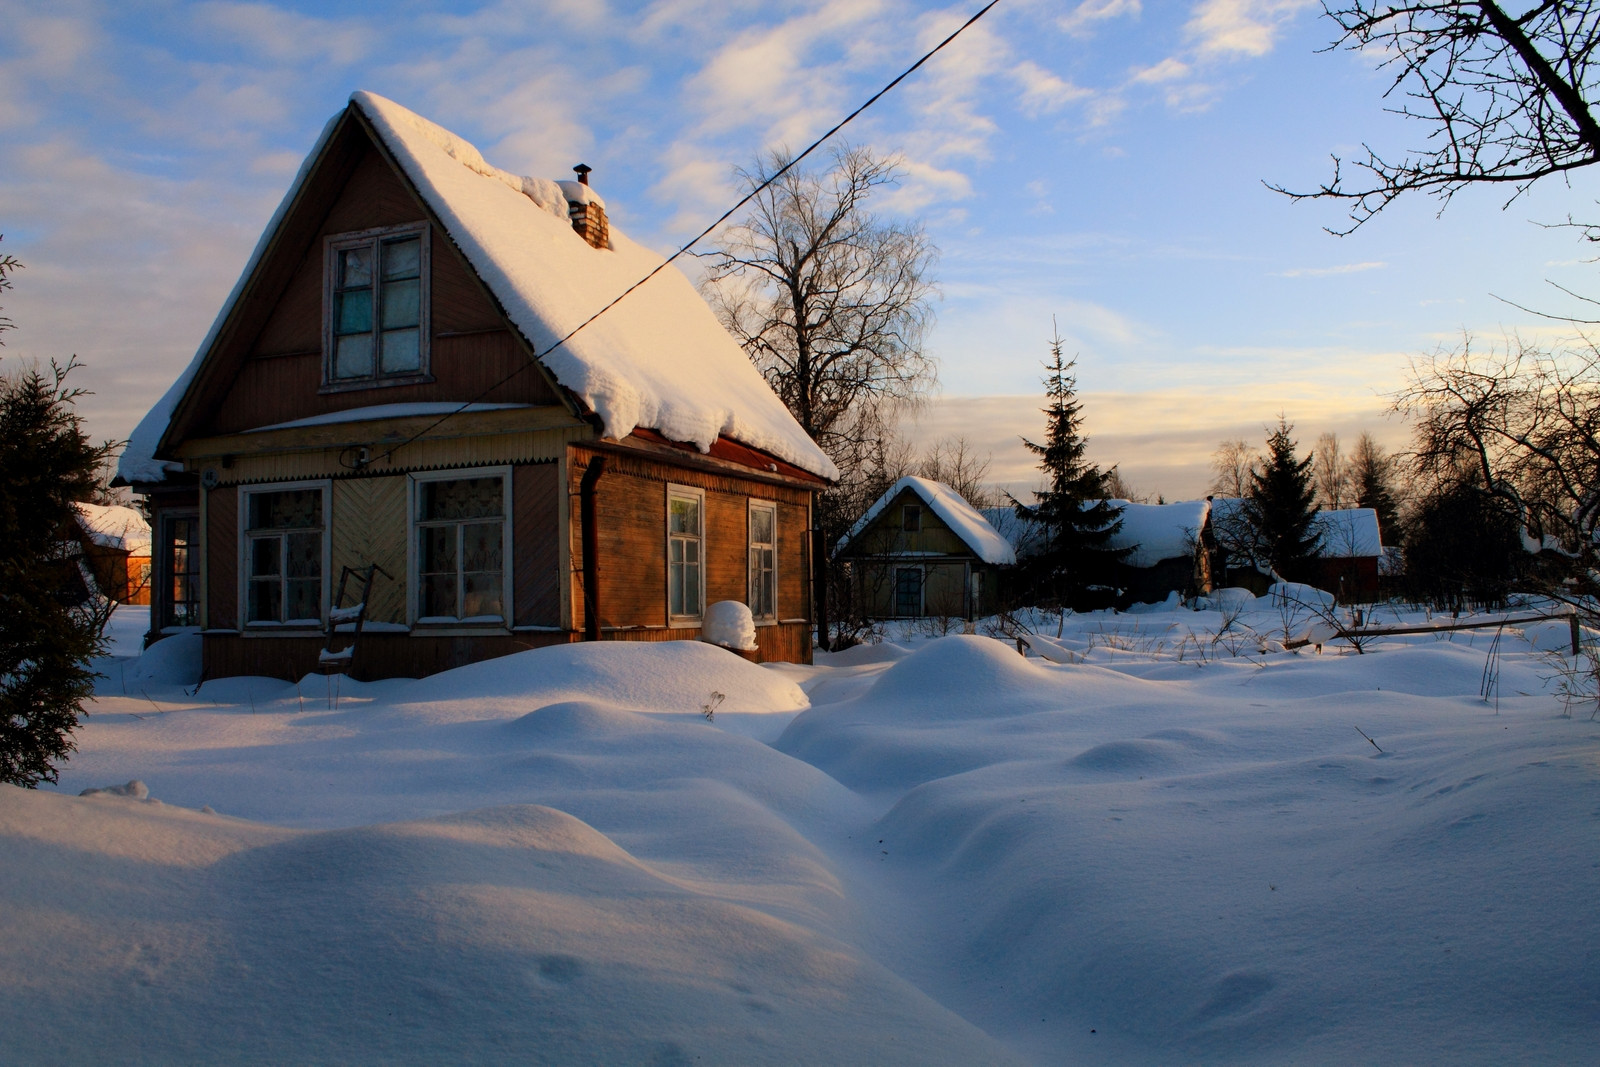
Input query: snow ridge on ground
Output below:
<box><xmin>6</xmin><ymin>601</ymin><xmax>1600</xmax><ymax>1063</ymax></box>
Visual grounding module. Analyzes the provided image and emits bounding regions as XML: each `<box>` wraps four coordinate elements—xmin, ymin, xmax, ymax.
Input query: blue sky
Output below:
<box><xmin>4</xmin><ymin>0</ymin><xmax>1599</xmax><ymax>498</ymax></box>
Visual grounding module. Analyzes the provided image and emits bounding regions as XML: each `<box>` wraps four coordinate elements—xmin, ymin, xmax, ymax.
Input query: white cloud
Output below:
<box><xmin>1059</xmin><ymin>0</ymin><xmax>1142</xmax><ymax>37</ymax></box>
<box><xmin>192</xmin><ymin>2</ymin><xmax>375</xmax><ymax>66</ymax></box>
<box><xmin>1130</xmin><ymin>57</ymin><xmax>1191</xmax><ymax>84</ymax></box>
<box><xmin>1184</xmin><ymin>0</ymin><xmax>1314</xmax><ymax>59</ymax></box>
<box><xmin>1279</xmin><ymin>261</ymin><xmax>1388</xmax><ymax>277</ymax></box>
<box><xmin>1011</xmin><ymin>60</ymin><xmax>1092</xmax><ymax>118</ymax></box>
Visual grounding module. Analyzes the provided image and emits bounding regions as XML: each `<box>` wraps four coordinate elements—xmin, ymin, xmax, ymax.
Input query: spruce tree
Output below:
<box><xmin>1246</xmin><ymin>419</ymin><xmax>1322</xmax><ymax>582</ymax></box>
<box><xmin>0</xmin><ymin>246</ymin><xmax>116</xmax><ymax>787</ymax></box>
<box><xmin>1015</xmin><ymin>329</ymin><xmax>1128</xmax><ymax>608</ymax></box>
<box><xmin>1350</xmin><ymin>431</ymin><xmax>1403</xmax><ymax>545</ymax></box>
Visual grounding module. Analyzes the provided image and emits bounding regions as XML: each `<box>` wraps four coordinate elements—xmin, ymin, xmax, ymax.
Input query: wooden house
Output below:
<box><xmin>835</xmin><ymin>477</ymin><xmax>1015</xmax><ymax>619</ymax></box>
<box><xmin>64</xmin><ymin>503</ymin><xmax>152</xmax><ymax>606</ymax></box>
<box><xmin>116</xmin><ymin>92</ymin><xmax>835</xmax><ymax>680</ymax></box>
<box><xmin>1309</xmin><ymin>507</ymin><xmax>1384</xmax><ymax>602</ymax></box>
<box><xmin>1103</xmin><ymin>499</ymin><xmax>1213</xmax><ymax>606</ymax></box>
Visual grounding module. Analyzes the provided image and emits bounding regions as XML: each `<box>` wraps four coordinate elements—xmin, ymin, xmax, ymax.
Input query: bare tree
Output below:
<box><xmin>917</xmin><ymin>435</ymin><xmax>996</xmax><ymax>509</ymax></box>
<box><xmin>1279</xmin><ymin>2</ymin><xmax>1600</xmax><ymax>231</ymax></box>
<box><xmin>1314</xmin><ymin>431</ymin><xmax>1351</xmax><ymax>509</ymax></box>
<box><xmin>1394</xmin><ymin>334</ymin><xmax>1600</xmax><ymax>560</ymax></box>
<box><xmin>1102</xmin><ymin>467</ymin><xmax>1147</xmax><ymax>503</ymax></box>
<box><xmin>1350</xmin><ymin>431</ymin><xmax>1406</xmax><ymax>541</ymax></box>
<box><xmin>698</xmin><ymin>143</ymin><xmax>939</xmax><ymax>464</ymax></box>
<box><xmin>1210</xmin><ymin>438</ymin><xmax>1261</xmax><ymax>499</ymax></box>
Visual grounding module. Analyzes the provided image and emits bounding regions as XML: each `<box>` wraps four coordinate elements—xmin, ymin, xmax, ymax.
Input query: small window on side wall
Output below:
<box><xmin>325</xmin><ymin>224</ymin><xmax>430</xmax><ymax>389</ymax></box>
<box><xmin>902</xmin><ymin>504</ymin><xmax>922</xmax><ymax>532</ymax></box>
<box><xmin>242</xmin><ymin>485</ymin><xmax>327</xmax><ymax>626</ymax></box>
<box><xmin>748</xmin><ymin>500</ymin><xmax>777</xmax><ymax>621</ymax></box>
<box><xmin>413</xmin><ymin>472</ymin><xmax>508</xmax><ymax>626</ymax></box>
<box><xmin>667</xmin><ymin>486</ymin><xmax>705</xmax><ymax>624</ymax></box>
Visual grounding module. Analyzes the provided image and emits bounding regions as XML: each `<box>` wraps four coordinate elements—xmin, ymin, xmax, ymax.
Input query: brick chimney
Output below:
<box><xmin>560</xmin><ymin>164</ymin><xmax>610</xmax><ymax>250</ymax></box>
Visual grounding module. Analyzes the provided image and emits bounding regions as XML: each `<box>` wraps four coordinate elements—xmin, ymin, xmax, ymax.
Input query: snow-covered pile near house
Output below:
<box><xmin>9</xmin><ymin>602</ymin><xmax>1600</xmax><ymax>1063</ymax></box>
<box><xmin>71</xmin><ymin>502</ymin><xmax>151</xmax><ymax>555</ymax></box>
<box><xmin>843</xmin><ymin>476</ymin><xmax>1015</xmax><ymax>564</ymax></box>
<box><xmin>1313</xmin><ymin>506</ymin><xmax>1384</xmax><ymax>556</ymax></box>
<box><xmin>703</xmin><ymin>599</ymin><xmax>758</xmax><ymax>650</ymax></box>
<box><xmin>117</xmin><ymin>92</ymin><xmax>837</xmax><ymax>485</ymax></box>
<box><xmin>1105</xmin><ymin>498</ymin><xmax>1209</xmax><ymax>567</ymax></box>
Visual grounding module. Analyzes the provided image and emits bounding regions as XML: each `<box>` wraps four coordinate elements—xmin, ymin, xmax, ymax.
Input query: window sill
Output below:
<box><xmin>667</xmin><ymin>619</ymin><xmax>703</xmax><ymax>630</ymax></box>
<box><xmin>240</xmin><ymin>626</ymin><xmax>324</xmax><ymax>637</ymax></box>
<box><xmin>317</xmin><ymin>373</ymin><xmax>435</xmax><ymax>395</ymax></box>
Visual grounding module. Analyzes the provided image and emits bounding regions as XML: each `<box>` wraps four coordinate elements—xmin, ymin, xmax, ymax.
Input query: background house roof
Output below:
<box><xmin>118</xmin><ymin>91</ymin><xmax>836</xmax><ymax>484</ymax></box>
<box><xmin>1311</xmin><ymin>508</ymin><xmax>1383</xmax><ymax>558</ymax></box>
<box><xmin>73</xmin><ymin>502</ymin><xmax>151</xmax><ymax>555</ymax></box>
<box><xmin>1103</xmin><ymin>499</ymin><xmax>1210</xmax><ymax>569</ymax></box>
<box><xmin>841</xmin><ymin>476</ymin><xmax>1016</xmax><ymax>565</ymax></box>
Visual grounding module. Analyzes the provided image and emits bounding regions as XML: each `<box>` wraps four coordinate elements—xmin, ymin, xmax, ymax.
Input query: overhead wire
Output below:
<box><xmin>373</xmin><ymin>0</ymin><xmax>1002</xmax><ymax>467</ymax></box>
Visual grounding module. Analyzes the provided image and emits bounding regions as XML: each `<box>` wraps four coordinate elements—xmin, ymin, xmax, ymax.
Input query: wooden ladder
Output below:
<box><xmin>318</xmin><ymin>563</ymin><xmax>390</xmax><ymax>674</ymax></box>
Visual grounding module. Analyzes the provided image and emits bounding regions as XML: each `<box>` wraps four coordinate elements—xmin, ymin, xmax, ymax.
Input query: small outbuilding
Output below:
<box><xmin>836</xmin><ymin>477</ymin><xmax>1015</xmax><ymax>619</ymax></box>
<box><xmin>69</xmin><ymin>503</ymin><xmax>153</xmax><ymax>605</ymax></box>
<box><xmin>1104</xmin><ymin>498</ymin><xmax>1214</xmax><ymax>606</ymax></box>
<box><xmin>1310</xmin><ymin>507</ymin><xmax>1384</xmax><ymax>602</ymax></box>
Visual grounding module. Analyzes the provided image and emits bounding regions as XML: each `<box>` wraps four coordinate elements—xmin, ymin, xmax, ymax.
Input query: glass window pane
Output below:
<box><xmin>381</xmin><ymin>278</ymin><xmax>420</xmax><ymax>329</ymax></box>
<box><xmin>248</xmin><ymin>578</ymin><xmax>281</xmax><ymax>623</ymax></box>
<box><xmin>380</xmin><ymin>328</ymin><xmax>421</xmax><ymax>374</ymax></box>
<box><xmin>250</xmin><ymin>490</ymin><xmax>321</xmax><ymax>531</ymax></box>
<box><xmin>286</xmin><ymin>532</ymin><xmax>321</xmax><ymax>579</ymax></box>
<box><xmin>421</xmin><ymin>525</ymin><xmax>457</xmax><ymax>573</ymax></box>
<box><xmin>340</xmin><ymin>247</ymin><xmax>372</xmax><ymax>287</ymax></box>
<box><xmin>422</xmin><ymin>574</ymin><xmax>456</xmax><ymax>617</ymax></box>
<box><xmin>462</xmin><ymin>521</ymin><xmax>502</xmax><ymax>572</ymax></box>
<box><xmin>422</xmin><ymin>478</ymin><xmax>502</xmax><ymax>521</ymax></box>
<box><xmin>250</xmin><ymin>536</ymin><xmax>280</xmax><ymax>578</ymax></box>
<box><xmin>669</xmin><ymin>564</ymin><xmax>685</xmax><ymax>616</ymax></box>
<box><xmin>382</xmin><ymin>237</ymin><xmax>420</xmax><ymax>280</ymax></box>
<box><xmin>463</xmin><ymin>573</ymin><xmax>502</xmax><ymax>618</ymax></box>
<box><xmin>683</xmin><ymin>561</ymin><xmax>700</xmax><ymax>616</ymax></box>
<box><xmin>751</xmin><ymin>507</ymin><xmax>774</xmax><ymax>544</ymax></box>
<box><xmin>336</xmin><ymin>288</ymin><xmax>373</xmax><ymax>335</ymax></box>
<box><xmin>286</xmin><ymin>579</ymin><xmax>320</xmax><ymax>622</ymax></box>
<box><xmin>334</xmin><ymin>333</ymin><xmax>373</xmax><ymax>379</ymax></box>
<box><xmin>669</xmin><ymin>497</ymin><xmax>700</xmax><ymax>535</ymax></box>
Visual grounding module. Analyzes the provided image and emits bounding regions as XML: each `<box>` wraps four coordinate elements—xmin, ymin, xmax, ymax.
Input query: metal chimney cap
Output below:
<box><xmin>573</xmin><ymin>163</ymin><xmax>592</xmax><ymax>185</ymax></box>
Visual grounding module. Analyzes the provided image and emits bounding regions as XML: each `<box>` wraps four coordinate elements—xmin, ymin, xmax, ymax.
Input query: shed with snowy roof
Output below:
<box><xmin>835</xmin><ymin>477</ymin><xmax>1014</xmax><ymax>620</ymax></box>
<box><xmin>67</xmin><ymin>503</ymin><xmax>152</xmax><ymax>606</ymax></box>
<box><xmin>116</xmin><ymin>92</ymin><xmax>833</xmax><ymax>679</ymax></box>
<box><xmin>1309</xmin><ymin>507</ymin><xmax>1384</xmax><ymax>601</ymax></box>
<box><xmin>1102</xmin><ymin>499</ymin><xmax>1214</xmax><ymax>606</ymax></box>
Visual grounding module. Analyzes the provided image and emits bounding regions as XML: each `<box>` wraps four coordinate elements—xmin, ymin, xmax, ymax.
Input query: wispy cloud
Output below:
<box><xmin>1279</xmin><ymin>261</ymin><xmax>1387</xmax><ymax>277</ymax></box>
<box><xmin>1185</xmin><ymin>0</ymin><xmax>1315</xmax><ymax>59</ymax></box>
<box><xmin>1060</xmin><ymin>0</ymin><xmax>1142</xmax><ymax>37</ymax></box>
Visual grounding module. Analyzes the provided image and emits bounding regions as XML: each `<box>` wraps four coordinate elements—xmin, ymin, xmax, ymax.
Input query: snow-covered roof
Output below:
<box><xmin>981</xmin><ymin>506</ymin><xmax>1047</xmax><ymax>560</ymax></box>
<box><xmin>119</xmin><ymin>91</ymin><xmax>836</xmax><ymax>485</ymax></box>
<box><xmin>73</xmin><ymin>503</ymin><xmax>151</xmax><ymax>555</ymax></box>
<box><xmin>1312</xmin><ymin>508</ymin><xmax>1383</xmax><ymax>558</ymax></box>
<box><xmin>1103</xmin><ymin>499</ymin><xmax>1209</xmax><ymax>568</ymax></box>
<box><xmin>247</xmin><ymin>402</ymin><xmax>529</xmax><ymax>433</ymax></box>
<box><xmin>840</xmin><ymin>477</ymin><xmax>1016</xmax><ymax>565</ymax></box>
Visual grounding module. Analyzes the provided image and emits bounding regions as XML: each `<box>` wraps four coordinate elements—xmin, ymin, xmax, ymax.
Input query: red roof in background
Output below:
<box><xmin>627</xmin><ymin>428</ymin><xmax>830</xmax><ymax>485</ymax></box>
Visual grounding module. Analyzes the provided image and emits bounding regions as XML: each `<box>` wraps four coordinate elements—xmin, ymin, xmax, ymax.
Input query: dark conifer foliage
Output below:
<box><xmin>1246</xmin><ymin>419</ymin><xmax>1322</xmax><ymax>582</ymax></box>
<box><xmin>1404</xmin><ymin>484</ymin><xmax>1524</xmax><ymax>609</ymax></box>
<box><xmin>1350</xmin><ymin>432</ymin><xmax>1403</xmax><ymax>545</ymax></box>
<box><xmin>1014</xmin><ymin>329</ymin><xmax>1128</xmax><ymax>608</ymax></box>
<box><xmin>0</xmin><ymin>248</ymin><xmax>117</xmax><ymax>786</ymax></box>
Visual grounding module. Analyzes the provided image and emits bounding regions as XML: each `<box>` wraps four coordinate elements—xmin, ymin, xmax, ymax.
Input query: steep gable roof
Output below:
<box><xmin>119</xmin><ymin>91</ymin><xmax>836</xmax><ymax>484</ymax></box>
<box><xmin>840</xmin><ymin>476</ymin><xmax>1016</xmax><ymax>565</ymax></box>
<box><xmin>1103</xmin><ymin>499</ymin><xmax>1209</xmax><ymax>568</ymax></box>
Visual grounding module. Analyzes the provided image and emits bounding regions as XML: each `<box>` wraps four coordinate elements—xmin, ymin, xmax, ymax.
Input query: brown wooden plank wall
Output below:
<box><xmin>206</xmin><ymin>486</ymin><xmax>238</xmax><ymax>629</ymax></box>
<box><xmin>206</xmin><ymin>139</ymin><xmax>559</xmax><ymax>436</ymax></box>
<box><xmin>513</xmin><ymin>462</ymin><xmax>562</xmax><ymax>627</ymax></box>
<box><xmin>568</xmin><ymin>444</ymin><xmax>813</xmax><ymax>639</ymax></box>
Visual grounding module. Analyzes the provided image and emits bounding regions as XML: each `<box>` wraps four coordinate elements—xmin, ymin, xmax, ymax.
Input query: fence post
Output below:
<box><xmin>1570</xmin><ymin>612</ymin><xmax>1582</xmax><ymax>657</ymax></box>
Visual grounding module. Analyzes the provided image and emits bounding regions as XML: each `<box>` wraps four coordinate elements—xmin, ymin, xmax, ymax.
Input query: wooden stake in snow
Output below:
<box><xmin>1354</xmin><ymin>726</ymin><xmax>1383</xmax><ymax>754</ymax></box>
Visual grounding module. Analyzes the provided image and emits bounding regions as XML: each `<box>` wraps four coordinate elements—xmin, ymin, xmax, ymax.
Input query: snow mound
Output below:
<box><xmin>817</xmin><ymin>642</ymin><xmax>912</xmax><ymax>667</ymax></box>
<box><xmin>1067</xmin><ymin>738</ymin><xmax>1186</xmax><ymax>777</ymax></box>
<box><xmin>123</xmin><ymin>632</ymin><xmax>201</xmax><ymax>689</ymax></box>
<box><xmin>1269</xmin><ymin>582</ymin><xmax>1336</xmax><ymax>610</ymax></box>
<box><xmin>78</xmin><ymin>779</ymin><xmax>150</xmax><ymax>800</ymax></box>
<box><xmin>396</xmin><ymin>640</ymin><xmax>807</xmax><ymax>720</ymax></box>
<box><xmin>865</xmin><ymin>635</ymin><xmax>1059</xmax><ymax>715</ymax></box>
<box><xmin>702</xmin><ymin>600</ymin><xmax>757</xmax><ymax>650</ymax></box>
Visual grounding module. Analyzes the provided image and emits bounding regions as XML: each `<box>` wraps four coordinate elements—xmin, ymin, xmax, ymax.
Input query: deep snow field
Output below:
<box><xmin>5</xmin><ymin>597</ymin><xmax>1600</xmax><ymax>1065</ymax></box>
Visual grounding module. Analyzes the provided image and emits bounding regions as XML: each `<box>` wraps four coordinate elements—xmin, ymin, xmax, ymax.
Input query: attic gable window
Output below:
<box><xmin>324</xmin><ymin>224</ymin><xmax>431</xmax><ymax>390</ymax></box>
<box><xmin>902</xmin><ymin>504</ymin><xmax>922</xmax><ymax>532</ymax></box>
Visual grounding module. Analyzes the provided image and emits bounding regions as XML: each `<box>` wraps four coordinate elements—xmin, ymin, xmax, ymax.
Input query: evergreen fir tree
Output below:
<box><xmin>0</xmin><ymin>248</ymin><xmax>116</xmax><ymax>787</ymax></box>
<box><xmin>1246</xmin><ymin>419</ymin><xmax>1322</xmax><ymax>582</ymax></box>
<box><xmin>1014</xmin><ymin>329</ymin><xmax>1129</xmax><ymax>607</ymax></box>
<box><xmin>1350</xmin><ymin>432</ymin><xmax>1403</xmax><ymax>545</ymax></box>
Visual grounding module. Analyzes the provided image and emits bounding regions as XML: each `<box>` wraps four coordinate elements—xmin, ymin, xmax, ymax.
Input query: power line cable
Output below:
<box><xmin>374</xmin><ymin>0</ymin><xmax>1001</xmax><ymax>467</ymax></box>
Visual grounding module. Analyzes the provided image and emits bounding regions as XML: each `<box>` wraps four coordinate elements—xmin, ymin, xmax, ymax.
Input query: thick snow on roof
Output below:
<box><xmin>119</xmin><ymin>92</ymin><xmax>836</xmax><ymax>484</ymax></box>
<box><xmin>841</xmin><ymin>477</ymin><xmax>1015</xmax><ymax>565</ymax></box>
<box><xmin>359</xmin><ymin>92</ymin><xmax>834</xmax><ymax>478</ymax></box>
<box><xmin>1103</xmin><ymin>499</ymin><xmax>1209</xmax><ymax>568</ymax></box>
<box><xmin>1313</xmin><ymin>508</ymin><xmax>1384</xmax><ymax>558</ymax></box>
<box><xmin>73</xmin><ymin>503</ymin><xmax>151</xmax><ymax>555</ymax></box>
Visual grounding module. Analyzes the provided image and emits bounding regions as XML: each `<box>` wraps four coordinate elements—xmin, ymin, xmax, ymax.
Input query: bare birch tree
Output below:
<box><xmin>1279</xmin><ymin>2</ymin><xmax>1600</xmax><ymax>231</ymax></box>
<box><xmin>698</xmin><ymin>144</ymin><xmax>939</xmax><ymax>465</ymax></box>
<box><xmin>1210</xmin><ymin>438</ymin><xmax>1261</xmax><ymax>499</ymax></box>
<box><xmin>1314</xmin><ymin>432</ymin><xmax>1351</xmax><ymax>509</ymax></box>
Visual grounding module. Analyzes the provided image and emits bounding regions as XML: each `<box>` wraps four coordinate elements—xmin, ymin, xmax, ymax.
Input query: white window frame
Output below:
<box><xmin>322</xmin><ymin>222</ymin><xmax>432</xmax><ymax>393</ymax></box>
<box><xmin>747</xmin><ymin>498</ymin><xmax>778</xmax><ymax>624</ymax></box>
<box><xmin>666</xmin><ymin>483</ymin><xmax>706</xmax><ymax>627</ymax></box>
<box><xmin>408</xmin><ymin>466</ymin><xmax>513</xmax><ymax>629</ymax></box>
<box><xmin>237</xmin><ymin>480</ymin><xmax>331</xmax><ymax>631</ymax></box>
